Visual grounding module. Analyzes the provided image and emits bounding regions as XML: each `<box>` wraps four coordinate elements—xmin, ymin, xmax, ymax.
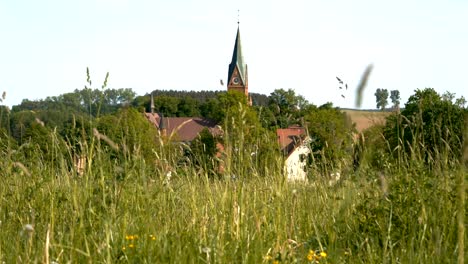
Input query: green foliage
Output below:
<box><xmin>0</xmin><ymin>128</ymin><xmax>16</xmax><ymax>154</ymax></box>
<box><xmin>148</xmin><ymin>89</ymin><xmax>268</xmax><ymax>107</ymax></box>
<box><xmin>132</xmin><ymin>94</ymin><xmax>151</xmax><ymax>112</ymax></box>
<box><xmin>198</xmin><ymin>98</ymin><xmax>221</xmax><ymax>122</ymax></box>
<box><xmin>9</xmin><ymin>110</ymin><xmax>37</xmax><ymax>144</ymax></box>
<box><xmin>152</xmin><ymin>95</ymin><xmax>180</xmax><ymax>117</ymax></box>
<box><xmin>0</xmin><ymin>137</ymin><xmax>464</xmax><ymax>263</ymax></box>
<box><xmin>131</xmin><ymin>90</ymin><xmax>268</xmax><ymax>120</ymax></box>
<box><xmin>214</xmin><ymin>91</ymin><xmax>281</xmax><ymax>178</ymax></box>
<box><xmin>12</xmin><ymin>88</ymin><xmax>136</xmax><ymax>116</ymax></box>
<box><xmin>374</xmin><ymin>88</ymin><xmax>389</xmax><ymax>110</ymax></box>
<box><xmin>188</xmin><ymin>128</ymin><xmax>220</xmax><ymax>175</ymax></box>
<box><xmin>0</xmin><ymin>105</ymin><xmax>10</xmax><ymax>131</ymax></box>
<box><xmin>390</xmin><ymin>90</ymin><xmax>400</xmax><ymax>108</ymax></box>
<box><xmin>97</xmin><ymin>107</ymin><xmax>158</xmax><ymax>162</ymax></box>
<box><xmin>18</xmin><ymin>121</ymin><xmax>68</xmax><ymax>165</ymax></box>
<box><xmin>384</xmin><ymin>88</ymin><xmax>467</xmax><ymax>167</ymax></box>
<box><xmin>353</xmin><ymin>124</ymin><xmax>390</xmax><ymax>172</ymax></box>
<box><xmin>267</xmin><ymin>88</ymin><xmax>310</xmax><ymax>129</ymax></box>
<box><xmin>305</xmin><ymin>103</ymin><xmax>356</xmax><ymax>172</ymax></box>
<box><xmin>177</xmin><ymin>96</ymin><xmax>201</xmax><ymax>117</ymax></box>
<box><xmin>2</xmin><ymin>70</ymin><xmax>466</xmax><ymax>262</ymax></box>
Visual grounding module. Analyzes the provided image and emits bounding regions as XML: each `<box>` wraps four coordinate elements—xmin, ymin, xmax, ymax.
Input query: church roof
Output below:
<box><xmin>145</xmin><ymin>113</ymin><xmax>222</xmax><ymax>142</ymax></box>
<box><xmin>228</xmin><ymin>27</ymin><xmax>247</xmax><ymax>84</ymax></box>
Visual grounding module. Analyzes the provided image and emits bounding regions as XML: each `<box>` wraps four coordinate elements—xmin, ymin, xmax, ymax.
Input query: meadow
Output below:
<box><xmin>343</xmin><ymin>109</ymin><xmax>391</xmax><ymax>132</ymax></box>
<box><xmin>0</xmin><ymin>83</ymin><xmax>466</xmax><ymax>263</ymax></box>
<box><xmin>0</xmin><ymin>122</ymin><xmax>466</xmax><ymax>264</ymax></box>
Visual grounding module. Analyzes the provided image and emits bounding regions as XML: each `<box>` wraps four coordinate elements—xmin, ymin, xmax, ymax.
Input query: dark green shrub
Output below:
<box><xmin>384</xmin><ymin>88</ymin><xmax>467</xmax><ymax>168</ymax></box>
<box><xmin>305</xmin><ymin>103</ymin><xmax>356</xmax><ymax>172</ymax></box>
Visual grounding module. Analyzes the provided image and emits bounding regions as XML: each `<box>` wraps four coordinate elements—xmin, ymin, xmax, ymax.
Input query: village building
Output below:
<box><xmin>227</xmin><ymin>26</ymin><xmax>251</xmax><ymax>104</ymax></box>
<box><xmin>277</xmin><ymin>126</ymin><xmax>311</xmax><ymax>181</ymax></box>
<box><xmin>145</xmin><ymin>110</ymin><xmax>222</xmax><ymax>142</ymax></box>
<box><xmin>145</xmin><ymin>24</ymin><xmax>311</xmax><ymax>180</ymax></box>
<box><xmin>145</xmin><ymin>24</ymin><xmax>248</xmax><ymax>141</ymax></box>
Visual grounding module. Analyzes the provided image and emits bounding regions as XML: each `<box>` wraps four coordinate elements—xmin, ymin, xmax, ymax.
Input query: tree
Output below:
<box><xmin>375</xmin><ymin>88</ymin><xmax>389</xmax><ymax>110</ymax></box>
<box><xmin>177</xmin><ymin>96</ymin><xmax>200</xmax><ymax>117</ymax></box>
<box><xmin>268</xmin><ymin>88</ymin><xmax>309</xmax><ymax>128</ymax></box>
<box><xmin>97</xmin><ymin>107</ymin><xmax>158</xmax><ymax>162</ymax></box>
<box><xmin>188</xmin><ymin>128</ymin><xmax>220</xmax><ymax>175</ymax></box>
<box><xmin>384</xmin><ymin>88</ymin><xmax>467</xmax><ymax>165</ymax></box>
<box><xmin>455</xmin><ymin>96</ymin><xmax>466</xmax><ymax>108</ymax></box>
<box><xmin>304</xmin><ymin>103</ymin><xmax>356</xmax><ymax>171</ymax></box>
<box><xmin>132</xmin><ymin>94</ymin><xmax>151</xmax><ymax>112</ymax></box>
<box><xmin>215</xmin><ymin>90</ymin><xmax>276</xmax><ymax>177</ymax></box>
<box><xmin>19</xmin><ymin>121</ymin><xmax>68</xmax><ymax>163</ymax></box>
<box><xmin>200</xmin><ymin>98</ymin><xmax>223</xmax><ymax>122</ymax></box>
<box><xmin>153</xmin><ymin>95</ymin><xmax>180</xmax><ymax>117</ymax></box>
<box><xmin>10</xmin><ymin>110</ymin><xmax>36</xmax><ymax>144</ymax></box>
<box><xmin>390</xmin><ymin>90</ymin><xmax>400</xmax><ymax>109</ymax></box>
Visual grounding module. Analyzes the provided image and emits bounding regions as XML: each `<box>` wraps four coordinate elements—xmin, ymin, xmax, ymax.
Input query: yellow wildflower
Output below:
<box><xmin>129</xmin><ymin>244</ymin><xmax>135</xmax><ymax>248</ymax></box>
<box><xmin>320</xmin><ymin>251</ymin><xmax>327</xmax><ymax>258</ymax></box>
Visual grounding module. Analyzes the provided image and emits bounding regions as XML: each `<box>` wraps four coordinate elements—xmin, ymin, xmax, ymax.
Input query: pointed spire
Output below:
<box><xmin>228</xmin><ymin>26</ymin><xmax>247</xmax><ymax>85</ymax></box>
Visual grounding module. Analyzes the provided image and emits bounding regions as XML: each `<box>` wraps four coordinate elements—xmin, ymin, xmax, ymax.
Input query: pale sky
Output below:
<box><xmin>1</xmin><ymin>0</ymin><xmax>467</xmax><ymax>109</ymax></box>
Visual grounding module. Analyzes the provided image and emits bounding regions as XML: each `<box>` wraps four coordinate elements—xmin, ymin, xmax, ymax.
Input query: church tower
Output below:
<box><xmin>227</xmin><ymin>26</ymin><xmax>249</xmax><ymax>100</ymax></box>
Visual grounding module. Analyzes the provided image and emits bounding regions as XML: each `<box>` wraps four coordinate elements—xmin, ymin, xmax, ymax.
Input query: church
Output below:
<box><xmin>145</xmin><ymin>24</ymin><xmax>310</xmax><ymax>181</ymax></box>
<box><xmin>145</xmin><ymin>25</ymin><xmax>250</xmax><ymax>141</ymax></box>
<box><xmin>227</xmin><ymin>26</ymin><xmax>250</xmax><ymax>102</ymax></box>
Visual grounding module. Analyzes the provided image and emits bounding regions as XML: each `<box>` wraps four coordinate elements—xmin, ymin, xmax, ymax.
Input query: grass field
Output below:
<box><xmin>0</xmin><ymin>130</ymin><xmax>466</xmax><ymax>263</ymax></box>
<box><xmin>343</xmin><ymin>109</ymin><xmax>393</xmax><ymax>132</ymax></box>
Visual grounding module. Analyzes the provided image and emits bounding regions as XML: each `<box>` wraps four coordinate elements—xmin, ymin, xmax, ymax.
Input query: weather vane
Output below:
<box><xmin>237</xmin><ymin>9</ymin><xmax>240</xmax><ymax>25</ymax></box>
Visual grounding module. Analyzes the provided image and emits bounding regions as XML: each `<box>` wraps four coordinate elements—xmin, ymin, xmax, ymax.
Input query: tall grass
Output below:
<box><xmin>0</xmin><ymin>83</ymin><xmax>466</xmax><ymax>263</ymax></box>
<box><xmin>0</xmin><ymin>118</ymin><xmax>466</xmax><ymax>263</ymax></box>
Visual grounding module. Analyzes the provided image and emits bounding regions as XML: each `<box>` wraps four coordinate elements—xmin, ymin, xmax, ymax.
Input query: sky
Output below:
<box><xmin>1</xmin><ymin>0</ymin><xmax>467</xmax><ymax>109</ymax></box>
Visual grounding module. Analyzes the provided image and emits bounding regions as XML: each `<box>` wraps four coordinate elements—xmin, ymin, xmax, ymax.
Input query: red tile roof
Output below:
<box><xmin>276</xmin><ymin>126</ymin><xmax>307</xmax><ymax>155</ymax></box>
<box><xmin>145</xmin><ymin>113</ymin><xmax>222</xmax><ymax>142</ymax></box>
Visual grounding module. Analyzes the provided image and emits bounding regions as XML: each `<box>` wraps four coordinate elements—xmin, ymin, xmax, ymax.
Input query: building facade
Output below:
<box><xmin>227</xmin><ymin>27</ymin><xmax>249</xmax><ymax>101</ymax></box>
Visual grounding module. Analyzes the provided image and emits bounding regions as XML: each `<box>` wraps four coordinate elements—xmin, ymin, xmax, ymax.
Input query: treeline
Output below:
<box><xmin>144</xmin><ymin>89</ymin><xmax>268</xmax><ymax>106</ymax></box>
<box><xmin>4</xmin><ymin>86</ymin><xmax>335</xmax><ymax>140</ymax></box>
<box><xmin>1</xmin><ymin>85</ymin><xmax>466</xmax><ymax>176</ymax></box>
<box><xmin>11</xmin><ymin>87</ymin><xmax>269</xmax><ymax>119</ymax></box>
<box><xmin>12</xmin><ymin>88</ymin><xmax>136</xmax><ymax>116</ymax></box>
<box><xmin>1</xmin><ymin>86</ymin><xmax>357</xmax><ymax>172</ymax></box>
<box><xmin>132</xmin><ymin>90</ymin><xmax>268</xmax><ymax>118</ymax></box>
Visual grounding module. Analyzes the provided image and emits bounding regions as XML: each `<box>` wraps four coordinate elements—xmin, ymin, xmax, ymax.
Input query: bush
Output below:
<box><xmin>384</xmin><ymin>88</ymin><xmax>467</xmax><ymax>168</ymax></box>
<box><xmin>353</xmin><ymin>124</ymin><xmax>391</xmax><ymax>172</ymax></box>
<box><xmin>97</xmin><ymin>107</ymin><xmax>158</xmax><ymax>162</ymax></box>
<box><xmin>305</xmin><ymin>103</ymin><xmax>356</xmax><ymax>173</ymax></box>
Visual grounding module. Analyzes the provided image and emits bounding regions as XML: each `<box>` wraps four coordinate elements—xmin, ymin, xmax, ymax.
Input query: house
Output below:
<box><xmin>277</xmin><ymin>126</ymin><xmax>311</xmax><ymax>181</ymax></box>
